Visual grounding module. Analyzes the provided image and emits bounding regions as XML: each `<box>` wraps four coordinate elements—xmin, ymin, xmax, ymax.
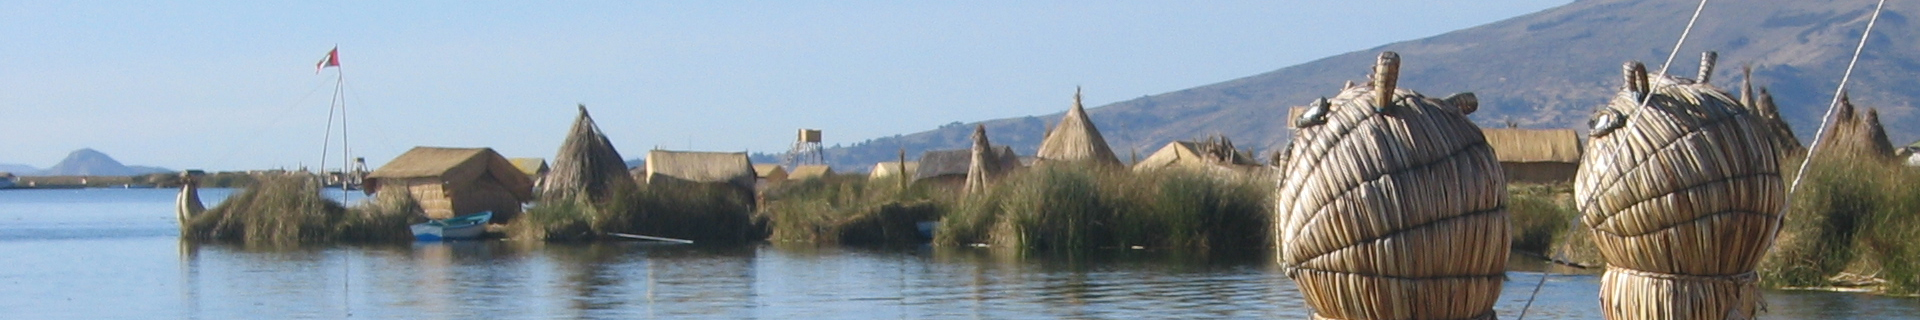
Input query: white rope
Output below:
<box><xmin>1784</xmin><ymin>0</ymin><xmax>1886</xmax><ymax>200</ymax></box>
<box><xmin>1656</xmin><ymin>0</ymin><xmax>1712</xmax><ymax>78</ymax></box>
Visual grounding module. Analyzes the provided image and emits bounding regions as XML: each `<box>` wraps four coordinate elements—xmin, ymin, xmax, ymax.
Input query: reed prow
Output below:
<box><xmin>175</xmin><ymin>170</ymin><xmax>205</xmax><ymax>226</ymax></box>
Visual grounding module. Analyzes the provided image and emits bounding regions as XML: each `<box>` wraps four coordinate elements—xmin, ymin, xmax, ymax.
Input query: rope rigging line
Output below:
<box><xmin>1784</xmin><ymin>0</ymin><xmax>1887</xmax><ymax>200</ymax></box>
<box><xmin>1523</xmin><ymin>1</ymin><xmax>1712</xmax><ymax>319</ymax></box>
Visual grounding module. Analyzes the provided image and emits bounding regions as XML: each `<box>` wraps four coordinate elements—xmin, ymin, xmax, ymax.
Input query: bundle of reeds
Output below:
<box><xmin>1575</xmin><ymin>54</ymin><xmax>1785</xmax><ymax>319</ymax></box>
<box><xmin>1276</xmin><ymin>52</ymin><xmax>1508</xmax><ymax>320</ymax></box>
<box><xmin>537</xmin><ymin>104</ymin><xmax>639</xmax><ymax>203</ymax></box>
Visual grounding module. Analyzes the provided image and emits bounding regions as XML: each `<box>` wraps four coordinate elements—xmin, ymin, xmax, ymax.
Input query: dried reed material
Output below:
<box><xmin>1277</xmin><ymin>52</ymin><xmax>1507</xmax><ymax>320</ymax></box>
<box><xmin>1034</xmin><ymin>88</ymin><xmax>1123</xmax><ymax>167</ymax></box>
<box><xmin>538</xmin><ymin>105</ymin><xmax>639</xmax><ymax>203</ymax></box>
<box><xmin>1576</xmin><ymin>56</ymin><xmax>1785</xmax><ymax>320</ymax></box>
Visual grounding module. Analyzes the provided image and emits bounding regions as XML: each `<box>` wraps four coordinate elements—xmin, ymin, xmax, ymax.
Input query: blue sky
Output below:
<box><xmin>1</xmin><ymin>1</ymin><xmax>1569</xmax><ymax>171</ymax></box>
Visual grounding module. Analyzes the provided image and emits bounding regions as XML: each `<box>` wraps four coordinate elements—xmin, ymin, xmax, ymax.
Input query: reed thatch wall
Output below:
<box><xmin>366</xmin><ymin>146</ymin><xmax>533</xmax><ymax>221</ymax></box>
<box><xmin>644</xmin><ymin>149</ymin><xmax>757</xmax><ymax>194</ymax></box>
<box><xmin>537</xmin><ymin>105</ymin><xmax>639</xmax><ymax>203</ymax></box>
<box><xmin>1276</xmin><ymin>52</ymin><xmax>1507</xmax><ymax>320</ymax></box>
<box><xmin>1133</xmin><ymin>136</ymin><xmax>1261</xmax><ymax>173</ymax></box>
<box><xmin>1481</xmin><ymin>128</ymin><xmax>1582</xmax><ymax>184</ymax></box>
<box><xmin>788</xmin><ymin>164</ymin><xmax>835</xmax><ymax>181</ymax></box>
<box><xmin>1575</xmin><ymin>56</ymin><xmax>1785</xmax><ymax>320</ymax></box>
<box><xmin>1034</xmin><ymin>88</ymin><xmax>1122</xmax><ymax>167</ymax></box>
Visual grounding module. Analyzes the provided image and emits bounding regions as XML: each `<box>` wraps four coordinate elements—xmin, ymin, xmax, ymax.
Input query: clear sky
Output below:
<box><xmin>1</xmin><ymin>1</ymin><xmax>1570</xmax><ymax>171</ymax></box>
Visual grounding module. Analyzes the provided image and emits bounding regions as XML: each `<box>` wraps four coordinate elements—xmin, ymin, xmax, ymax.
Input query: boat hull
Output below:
<box><xmin>411</xmin><ymin>212</ymin><xmax>492</xmax><ymax>241</ymax></box>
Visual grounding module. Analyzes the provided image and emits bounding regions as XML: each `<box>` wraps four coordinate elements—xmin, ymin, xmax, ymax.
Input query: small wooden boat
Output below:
<box><xmin>410</xmin><ymin>211</ymin><xmax>492</xmax><ymax>241</ymax></box>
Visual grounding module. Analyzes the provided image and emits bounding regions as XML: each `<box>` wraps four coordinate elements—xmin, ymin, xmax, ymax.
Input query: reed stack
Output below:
<box><xmin>1575</xmin><ymin>53</ymin><xmax>1785</xmax><ymax>319</ymax></box>
<box><xmin>1276</xmin><ymin>52</ymin><xmax>1508</xmax><ymax>320</ymax></box>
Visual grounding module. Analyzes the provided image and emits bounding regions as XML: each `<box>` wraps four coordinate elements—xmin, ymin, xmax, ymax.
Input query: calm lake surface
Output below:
<box><xmin>1</xmin><ymin>188</ymin><xmax>1915</xmax><ymax>319</ymax></box>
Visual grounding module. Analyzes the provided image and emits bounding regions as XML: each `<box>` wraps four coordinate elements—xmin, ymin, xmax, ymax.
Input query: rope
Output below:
<box><xmin>1783</xmin><ymin>0</ymin><xmax>1887</xmax><ymax>202</ymax></box>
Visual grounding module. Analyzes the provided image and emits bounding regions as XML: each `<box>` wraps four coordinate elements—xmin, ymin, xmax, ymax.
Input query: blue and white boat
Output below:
<box><xmin>410</xmin><ymin>211</ymin><xmax>492</xmax><ymax>241</ymax></box>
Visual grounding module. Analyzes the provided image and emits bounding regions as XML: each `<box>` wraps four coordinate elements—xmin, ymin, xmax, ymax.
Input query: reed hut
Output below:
<box><xmin>509</xmin><ymin>158</ymin><xmax>549</xmax><ymax>179</ymax></box>
<box><xmin>1034</xmin><ymin>88</ymin><xmax>1122</xmax><ymax>167</ymax></box>
<box><xmin>365</xmin><ymin>146</ymin><xmax>534</xmax><ymax>222</ymax></box>
<box><xmin>644</xmin><ymin>150</ymin><xmax>757</xmax><ymax>198</ymax></box>
<box><xmin>1276</xmin><ymin>52</ymin><xmax>1507</xmax><ymax>320</ymax></box>
<box><xmin>788</xmin><ymin>165</ymin><xmax>834</xmax><ymax>181</ymax></box>
<box><xmin>1738</xmin><ymin>66</ymin><xmax>1804</xmax><ymax>155</ymax></box>
<box><xmin>1480</xmin><ymin>128</ymin><xmax>1582</xmax><ymax>184</ymax></box>
<box><xmin>1132</xmin><ymin>135</ymin><xmax>1260</xmax><ymax>172</ymax></box>
<box><xmin>537</xmin><ymin>105</ymin><xmax>639</xmax><ymax>203</ymax></box>
<box><xmin>868</xmin><ymin>161</ymin><xmax>918</xmax><ymax>180</ymax></box>
<box><xmin>912</xmin><ymin>146</ymin><xmax>1018</xmax><ymax>189</ymax></box>
<box><xmin>1810</xmin><ymin>93</ymin><xmax>1897</xmax><ymax>161</ymax></box>
<box><xmin>753</xmin><ymin>164</ymin><xmax>789</xmax><ymax>185</ymax></box>
<box><xmin>1575</xmin><ymin>54</ymin><xmax>1786</xmax><ymax>320</ymax></box>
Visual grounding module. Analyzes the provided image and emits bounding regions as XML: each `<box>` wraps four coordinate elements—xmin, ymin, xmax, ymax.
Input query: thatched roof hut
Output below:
<box><xmin>1276</xmin><ymin>52</ymin><xmax>1507</xmax><ymax>320</ymax></box>
<box><xmin>1575</xmin><ymin>54</ymin><xmax>1786</xmax><ymax>319</ymax></box>
<box><xmin>537</xmin><ymin>105</ymin><xmax>638</xmax><ymax>203</ymax></box>
<box><xmin>788</xmin><ymin>165</ymin><xmax>834</xmax><ymax>181</ymax></box>
<box><xmin>869</xmin><ymin>161</ymin><xmax>918</xmax><ymax>180</ymax></box>
<box><xmin>752</xmin><ymin>164</ymin><xmax>788</xmax><ymax>185</ymax></box>
<box><xmin>509</xmin><ymin>158</ymin><xmax>549</xmax><ymax>178</ymax></box>
<box><xmin>913</xmin><ymin>146</ymin><xmax>1018</xmax><ymax>186</ymax></box>
<box><xmin>644</xmin><ymin>150</ymin><xmax>757</xmax><ymax>194</ymax></box>
<box><xmin>1132</xmin><ymin>136</ymin><xmax>1260</xmax><ymax>172</ymax></box>
<box><xmin>1811</xmin><ymin>93</ymin><xmax>1897</xmax><ymax>162</ymax></box>
<box><xmin>1480</xmin><ymin>128</ymin><xmax>1582</xmax><ymax>184</ymax></box>
<box><xmin>366</xmin><ymin>146</ymin><xmax>534</xmax><ymax>222</ymax></box>
<box><xmin>1739</xmin><ymin>66</ymin><xmax>1804</xmax><ymax>155</ymax></box>
<box><xmin>1034</xmin><ymin>88</ymin><xmax>1122</xmax><ymax>167</ymax></box>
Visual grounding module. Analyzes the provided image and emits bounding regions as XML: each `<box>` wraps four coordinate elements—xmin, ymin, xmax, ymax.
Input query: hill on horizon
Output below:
<box><xmin>30</xmin><ymin>148</ymin><xmax>171</xmax><ymax>176</ymax></box>
<box><xmin>774</xmin><ymin>0</ymin><xmax>1918</xmax><ymax>171</ymax></box>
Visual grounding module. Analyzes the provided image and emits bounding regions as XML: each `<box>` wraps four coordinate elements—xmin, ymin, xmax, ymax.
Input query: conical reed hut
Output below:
<box><xmin>1276</xmin><ymin>52</ymin><xmax>1507</xmax><ymax>320</ymax></box>
<box><xmin>1034</xmin><ymin>87</ymin><xmax>1122</xmax><ymax>167</ymax></box>
<box><xmin>965</xmin><ymin>124</ymin><xmax>1005</xmax><ymax>194</ymax></box>
<box><xmin>1575</xmin><ymin>53</ymin><xmax>1785</xmax><ymax>320</ymax></box>
<box><xmin>537</xmin><ymin>104</ymin><xmax>639</xmax><ymax>203</ymax></box>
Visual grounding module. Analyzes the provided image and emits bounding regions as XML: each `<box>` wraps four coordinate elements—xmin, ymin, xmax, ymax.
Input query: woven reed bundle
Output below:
<box><xmin>1277</xmin><ymin>52</ymin><xmax>1508</xmax><ymax>320</ymax></box>
<box><xmin>538</xmin><ymin>104</ymin><xmax>639</xmax><ymax>203</ymax></box>
<box><xmin>1576</xmin><ymin>54</ymin><xmax>1784</xmax><ymax>320</ymax></box>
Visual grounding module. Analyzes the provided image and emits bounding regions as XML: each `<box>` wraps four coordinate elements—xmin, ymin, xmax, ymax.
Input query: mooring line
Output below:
<box><xmin>1783</xmin><ymin>0</ymin><xmax>1887</xmax><ymax>200</ymax></box>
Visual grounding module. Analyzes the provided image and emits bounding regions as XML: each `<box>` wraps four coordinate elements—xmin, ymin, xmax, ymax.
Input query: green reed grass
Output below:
<box><xmin>512</xmin><ymin>181</ymin><xmax>760</xmax><ymax>243</ymax></box>
<box><xmin>934</xmin><ymin>165</ymin><xmax>1271</xmax><ymax>252</ymax></box>
<box><xmin>183</xmin><ymin>174</ymin><xmax>419</xmax><ymax>245</ymax></box>
<box><xmin>1760</xmin><ymin>154</ymin><xmax>1920</xmax><ymax>294</ymax></box>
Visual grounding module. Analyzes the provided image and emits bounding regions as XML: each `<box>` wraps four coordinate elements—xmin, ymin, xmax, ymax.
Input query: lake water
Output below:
<box><xmin>1</xmin><ymin>188</ymin><xmax>1915</xmax><ymax>319</ymax></box>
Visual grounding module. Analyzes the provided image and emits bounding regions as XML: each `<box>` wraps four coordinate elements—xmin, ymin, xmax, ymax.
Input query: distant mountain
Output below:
<box><xmin>797</xmin><ymin>0</ymin><xmax>1917</xmax><ymax>172</ymax></box>
<box><xmin>0</xmin><ymin>164</ymin><xmax>37</xmax><ymax>174</ymax></box>
<box><xmin>35</xmin><ymin>148</ymin><xmax>171</xmax><ymax>176</ymax></box>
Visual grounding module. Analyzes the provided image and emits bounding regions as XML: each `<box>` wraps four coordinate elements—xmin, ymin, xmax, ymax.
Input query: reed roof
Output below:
<box><xmin>1480</xmin><ymin>128</ymin><xmax>1581</xmax><ymax>163</ymax></box>
<box><xmin>645</xmin><ymin>150</ymin><xmax>756</xmax><ymax>191</ymax></box>
<box><xmin>913</xmin><ymin>146</ymin><xmax>1017</xmax><ymax>182</ymax></box>
<box><xmin>1132</xmin><ymin>137</ymin><xmax>1260</xmax><ymax>171</ymax></box>
<box><xmin>1034</xmin><ymin>89</ymin><xmax>1121</xmax><ymax>166</ymax></box>
<box><xmin>868</xmin><ymin>161</ymin><xmax>918</xmax><ymax>179</ymax></box>
<box><xmin>752</xmin><ymin>164</ymin><xmax>787</xmax><ymax>180</ymax></box>
<box><xmin>508</xmin><ymin>158</ymin><xmax>549</xmax><ymax>177</ymax></box>
<box><xmin>367</xmin><ymin>146</ymin><xmax>534</xmax><ymax>201</ymax></box>
<box><xmin>537</xmin><ymin>105</ymin><xmax>638</xmax><ymax>202</ymax></box>
<box><xmin>787</xmin><ymin>165</ymin><xmax>834</xmax><ymax>180</ymax></box>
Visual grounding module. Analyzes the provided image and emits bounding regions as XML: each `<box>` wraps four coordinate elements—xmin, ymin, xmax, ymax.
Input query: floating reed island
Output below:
<box><xmin>1275</xmin><ymin>52</ymin><xmax>1508</xmax><ymax>320</ymax></box>
<box><xmin>1576</xmin><ymin>53</ymin><xmax>1785</xmax><ymax>319</ymax></box>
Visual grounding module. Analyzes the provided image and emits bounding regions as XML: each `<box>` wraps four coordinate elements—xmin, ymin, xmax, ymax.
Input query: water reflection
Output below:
<box><xmin>162</xmin><ymin>241</ymin><xmax>1920</xmax><ymax>320</ymax></box>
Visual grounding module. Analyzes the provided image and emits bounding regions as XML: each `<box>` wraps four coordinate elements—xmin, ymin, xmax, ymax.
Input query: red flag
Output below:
<box><xmin>315</xmin><ymin>47</ymin><xmax>340</xmax><ymax>73</ymax></box>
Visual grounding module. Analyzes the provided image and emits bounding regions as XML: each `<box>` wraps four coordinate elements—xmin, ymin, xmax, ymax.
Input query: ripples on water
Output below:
<box><xmin>2</xmin><ymin>189</ymin><xmax>1916</xmax><ymax>319</ymax></box>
